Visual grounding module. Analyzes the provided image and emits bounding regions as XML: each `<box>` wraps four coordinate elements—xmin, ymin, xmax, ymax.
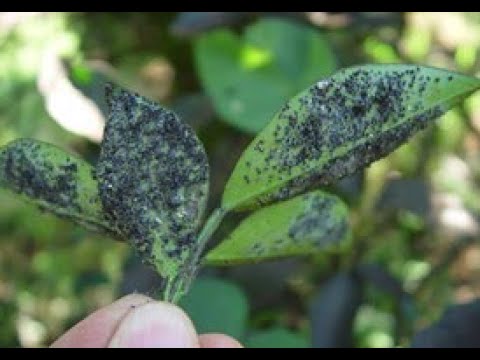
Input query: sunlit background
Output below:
<box><xmin>1</xmin><ymin>12</ymin><xmax>480</xmax><ymax>348</ymax></box>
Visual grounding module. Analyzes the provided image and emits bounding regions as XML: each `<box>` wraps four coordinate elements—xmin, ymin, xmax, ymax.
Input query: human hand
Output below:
<box><xmin>50</xmin><ymin>294</ymin><xmax>243</xmax><ymax>348</ymax></box>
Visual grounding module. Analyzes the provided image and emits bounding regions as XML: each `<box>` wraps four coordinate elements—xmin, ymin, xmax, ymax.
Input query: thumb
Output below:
<box><xmin>108</xmin><ymin>301</ymin><xmax>200</xmax><ymax>348</ymax></box>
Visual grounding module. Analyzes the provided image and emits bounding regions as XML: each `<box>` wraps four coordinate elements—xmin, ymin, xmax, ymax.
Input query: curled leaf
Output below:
<box><xmin>222</xmin><ymin>64</ymin><xmax>480</xmax><ymax>211</ymax></box>
<box><xmin>0</xmin><ymin>139</ymin><xmax>118</xmax><ymax>237</ymax></box>
<box><xmin>96</xmin><ymin>84</ymin><xmax>209</xmax><ymax>301</ymax></box>
<box><xmin>205</xmin><ymin>190</ymin><xmax>351</xmax><ymax>266</ymax></box>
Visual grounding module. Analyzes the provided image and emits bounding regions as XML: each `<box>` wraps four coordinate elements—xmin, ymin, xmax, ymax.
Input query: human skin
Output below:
<box><xmin>50</xmin><ymin>294</ymin><xmax>243</xmax><ymax>348</ymax></box>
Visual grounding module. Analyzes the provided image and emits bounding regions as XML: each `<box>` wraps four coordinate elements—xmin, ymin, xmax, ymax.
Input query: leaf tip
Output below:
<box><xmin>104</xmin><ymin>81</ymin><xmax>131</xmax><ymax>110</ymax></box>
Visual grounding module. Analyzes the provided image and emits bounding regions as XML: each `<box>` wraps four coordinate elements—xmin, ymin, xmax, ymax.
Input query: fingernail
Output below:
<box><xmin>108</xmin><ymin>302</ymin><xmax>199</xmax><ymax>348</ymax></box>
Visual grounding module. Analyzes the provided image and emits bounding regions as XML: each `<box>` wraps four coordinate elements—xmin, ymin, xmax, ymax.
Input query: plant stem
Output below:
<box><xmin>170</xmin><ymin>207</ymin><xmax>228</xmax><ymax>302</ymax></box>
<box><xmin>197</xmin><ymin>207</ymin><xmax>228</xmax><ymax>249</ymax></box>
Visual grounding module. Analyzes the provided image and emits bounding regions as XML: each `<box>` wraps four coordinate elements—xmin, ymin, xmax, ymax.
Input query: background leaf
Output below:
<box><xmin>310</xmin><ymin>272</ymin><xmax>363</xmax><ymax>348</ymax></box>
<box><xmin>245</xmin><ymin>327</ymin><xmax>309</xmax><ymax>348</ymax></box>
<box><xmin>179</xmin><ymin>277</ymin><xmax>249</xmax><ymax>339</ymax></box>
<box><xmin>411</xmin><ymin>299</ymin><xmax>480</xmax><ymax>348</ymax></box>
<box><xmin>170</xmin><ymin>12</ymin><xmax>249</xmax><ymax>37</ymax></box>
<box><xmin>0</xmin><ymin>139</ymin><xmax>118</xmax><ymax>237</ymax></box>
<box><xmin>222</xmin><ymin>64</ymin><xmax>480</xmax><ymax>211</ymax></box>
<box><xmin>195</xmin><ymin>18</ymin><xmax>337</xmax><ymax>134</ymax></box>
<box><xmin>96</xmin><ymin>84</ymin><xmax>209</xmax><ymax>301</ymax></box>
<box><xmin>205</xmin><ymin>190</ymin><xmax>351</xmax><ymax>266</ymax></box>
<box><xmin>376</xmin><ymin>178</ymin><xmax>431</xmax><ymax>217</ymax></box>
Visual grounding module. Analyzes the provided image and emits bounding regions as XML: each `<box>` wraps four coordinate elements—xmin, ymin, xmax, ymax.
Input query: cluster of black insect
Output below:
<box><xmin>287</xmin><ymin>193</ymin><xmax>347</xmax><ymax>248</ymax></box>
<box><xmin>1</xmin><ymin>139</ymin><xmax>81</xmax><ymax>214</ymax></box>
<box><xmin>241</xmin><ymin>66</ymin><xmax>451</xmax><ymax>206</ymax></box>
<box><xmin>97</xmin><ymin>84</ymin><xmax>209</xmax><ymax>267</ymax></box>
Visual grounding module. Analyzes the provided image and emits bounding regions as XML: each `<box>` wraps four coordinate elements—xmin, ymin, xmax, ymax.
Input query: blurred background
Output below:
<box><xmin>1</xmin><ymin>12</ymin><xmax>480</xmax><ymax>348</ymax></box>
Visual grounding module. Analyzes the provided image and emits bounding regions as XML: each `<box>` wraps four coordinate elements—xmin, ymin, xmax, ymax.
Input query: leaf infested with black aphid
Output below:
<box><xmin>0</xmin><ymin>139</ymin><xmax>117</xmax><ymax>237</ymax></box>
<box><xmin>97</xmin><ymin>83</ymin><xmax>209</xmax><ymax>299</ymax></box>
<box><xmin>206</xmin><ymin>190</ymin><xmax>351</xmax><ymax>266</ymax></box>
<box><xmin>223</xmin><ymin>64</ymin><xmax>480</xmax><ymax>211</ymax></box>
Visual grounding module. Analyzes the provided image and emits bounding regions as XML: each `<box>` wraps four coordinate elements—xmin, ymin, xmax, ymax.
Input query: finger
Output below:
<box><xmin>199</xmin><ymin>333</ymin><xmax>243</xmax><ymax>348</ymax></box>
<box><xmin>108</xmin><ymin>301</ymin><xmax>200</xmax><ymax>348</ymax></box>
<box><xmin>51</xmin><ymin>293</ymin><xmax>152</xmax><ymax>348</ymax></box>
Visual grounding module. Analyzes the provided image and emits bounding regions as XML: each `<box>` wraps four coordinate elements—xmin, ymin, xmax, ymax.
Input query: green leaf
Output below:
<box><xmin>205</xmin><ymin>191</ymin><xmax>351</xmax><ymax>266</ymax></box>
<box><xmin>179</xmin><ymin>277</ymin><xmax>249</xmax><ymax>339</ymax></box>
<box><xmin>245</xmin><ymin>328</ymin><xmax>309</xmax><ymax>348</ymax></box>
<box><xmin>0</xmin><ymin>138</ymin><xmax>118</xmax><ymax>237</ymax></box>
<box><xmin>195</xmin><ymin>18</ymin><xmax>337</xmax><ymax>134</ymax></box>
<box><xmin>96</xmin><ymin>83</ymin><xmax>209</xmax><ymax>302</ymax></box>
<box><xmin>222</xmin><ymin>64</ymin><xmax>480</xmax><ymax>211</ymax></box>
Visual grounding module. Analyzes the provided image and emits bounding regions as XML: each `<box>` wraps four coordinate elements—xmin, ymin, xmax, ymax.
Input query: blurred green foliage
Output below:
<box><xmin>195</xmin><ymin>18</ymin><xmax>337</xmax><ymax>133</ymax></box>
<box><xmin>1</xmin><ymin>12</ymin><xmax>480</xmax><ymax>347</ymax></box>
<box><xmin>180</xmin><ymin>277</ymin><xmax>249</xmax><ymax>339</ymax></box>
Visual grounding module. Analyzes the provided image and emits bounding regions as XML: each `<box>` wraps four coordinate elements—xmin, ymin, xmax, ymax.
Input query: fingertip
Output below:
<box><xmin>108</xmin><ymin>301</ymin><xmax>200</xmax><ymax>348</ymax></box>
<box><xmin>50</xmin><ymin>293</ymin><xmax>153</xmax><ymax>348</ymax></box>
<box><xmin>118</xmin><ymin>293</ymin><xmax>154</xmax><ymax>305</ymax></box>
<box><xmin>199</xmin><ymin>333</ymin><xmax>243</xmax><ymax>348</ymax></box>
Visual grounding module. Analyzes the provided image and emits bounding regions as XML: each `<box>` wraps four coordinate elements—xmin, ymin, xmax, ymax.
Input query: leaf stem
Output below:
<box><xmin>167</xmin><ymin>207</ymin><xmax>228</xmax><ymax>302</ymax></box>
<box><xmin>197</xmin><ymin>207</ymin><xmax>228</xmax><ymax>249</ymax></box>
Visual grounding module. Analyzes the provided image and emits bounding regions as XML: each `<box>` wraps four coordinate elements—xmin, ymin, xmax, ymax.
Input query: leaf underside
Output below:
<box><xmin>0</xmin><ymin>139</ymin><xmax>119</xmax><ymax>238</ymax></box>
<box><xmin>206</xmin><ymin>190</ymin><xmax>351</xmax><ymax>266</ymax></box>
<box><xmin>222</xmin><ymin>64</ymin><xmax>480</xmax><ymax>211</ymax></box>
<box><xmin>96</xmin><ymin>83</ymin><xmax>209</xmax><ymax>300</ymax></box>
